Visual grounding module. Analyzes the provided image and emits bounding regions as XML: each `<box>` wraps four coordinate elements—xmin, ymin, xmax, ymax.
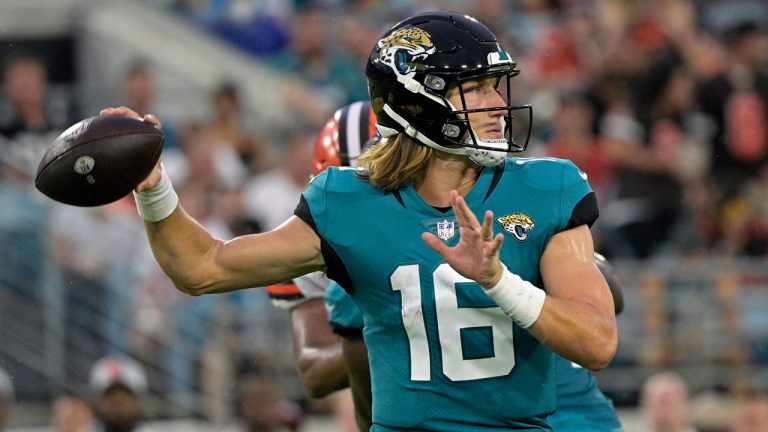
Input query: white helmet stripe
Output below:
<box><xmin>382</xmin><ymin>104</ymin><xmax>466</xmax><ymax>156</ymax></box>
<box><xmin>345</xmin><ymin>101</ymin><xmax>365</xmax><ymax>167</ymax></box>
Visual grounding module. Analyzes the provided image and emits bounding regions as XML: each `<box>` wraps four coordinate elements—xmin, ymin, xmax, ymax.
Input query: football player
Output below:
<box><xmin>265</xmin><ymin>101</ymin><xmax>376</xmax><ymax>430</ymax></box>
<box><xmin>275</xmin><ymin>101</ymin><xmax>624</xmax><ymax>431</ymax></box>
<box><xmin>108</xmin><ymin>11</ymin><xmax>617</xmax><ymax>430</ymax></box>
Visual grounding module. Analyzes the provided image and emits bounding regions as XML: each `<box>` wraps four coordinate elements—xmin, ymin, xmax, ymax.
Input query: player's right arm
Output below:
<box><xmin>100</xmin><ymin>107</ymin><xmax>326</xmax><ymax>295</ymax></box>
<box><xmin>148</xmin><ymin>207</ymin><xmax>324</xmax><ymax>294</ymax></box>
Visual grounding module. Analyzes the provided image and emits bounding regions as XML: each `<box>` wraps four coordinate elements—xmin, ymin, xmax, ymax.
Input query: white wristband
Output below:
<box><xmin>484</xmin><ymin>268</ymin><xmax>546</xmax><ymax>328</ymax></box>
<box><xmin>133</xmin><ymin>166</ymin><xmax>179</xmax><ymax>222</ymax></box>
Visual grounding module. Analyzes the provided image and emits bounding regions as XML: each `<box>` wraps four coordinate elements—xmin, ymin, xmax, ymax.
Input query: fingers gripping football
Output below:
<box><xmin>99</xmin><ymin>106</ymin><xmax>164</xmax><ymax>192</ymax></box>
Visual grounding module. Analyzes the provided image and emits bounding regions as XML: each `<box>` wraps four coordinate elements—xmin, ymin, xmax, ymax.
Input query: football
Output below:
<box><xmin>35</xmin><ymin>115</ymin><xmax>164</xmax><ymax>207</ymax></box>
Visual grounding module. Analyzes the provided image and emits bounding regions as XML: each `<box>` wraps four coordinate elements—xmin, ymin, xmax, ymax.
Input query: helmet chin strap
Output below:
<box><xmin>464</xmin><ymin>117</ymin><xmax>509</xmax><ymax>167</ymax></box>
<box><xmin>466</xmin><ymin>139</ymin><xmax>507</xmax><ymax>166</ymax></box>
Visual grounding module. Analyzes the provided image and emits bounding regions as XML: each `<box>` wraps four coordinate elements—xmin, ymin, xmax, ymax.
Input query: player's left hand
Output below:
<box><xmin>422</xmin><ymin>190</ymin><xmax>505</xmax><ymax>288</ymax></box>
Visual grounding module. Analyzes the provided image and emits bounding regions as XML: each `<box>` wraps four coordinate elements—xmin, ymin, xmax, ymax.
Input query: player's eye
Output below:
<box><xmin>462</xmin><ymin>85</ymin><xmax>482</xmax><ymax>95</ymax></box>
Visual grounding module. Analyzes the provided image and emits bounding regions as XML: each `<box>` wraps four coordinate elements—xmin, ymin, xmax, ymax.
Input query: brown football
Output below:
<box><xmin>35</xmin><ymin>115</ymin><xmax>163</xmax><ymax>207</ymax></box>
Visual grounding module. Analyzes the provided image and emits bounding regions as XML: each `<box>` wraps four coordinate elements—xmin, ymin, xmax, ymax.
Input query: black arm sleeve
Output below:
<box><xmin>565</xmin><ymin>192</ymin><xmax>599</xmax><ymax>230</ymax></box>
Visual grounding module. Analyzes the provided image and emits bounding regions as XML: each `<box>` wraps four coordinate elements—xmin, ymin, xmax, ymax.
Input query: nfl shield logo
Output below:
<box><xmin>437</xmin><ymin>220</ymin><xmax>455</xmax><ymax>241</ymax></box>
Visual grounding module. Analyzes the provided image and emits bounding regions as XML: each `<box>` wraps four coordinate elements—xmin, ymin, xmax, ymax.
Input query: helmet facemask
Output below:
<box><xmin>441</xmin><ymin>72</ymin><xmax>532</xmax><ymax>166</ymax></box>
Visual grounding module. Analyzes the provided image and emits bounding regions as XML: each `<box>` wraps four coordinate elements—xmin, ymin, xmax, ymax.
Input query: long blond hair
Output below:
<box><xmin>357</xmin><ymin>134</ymin><xmax>433</xmax><ymax>191</ymax></box>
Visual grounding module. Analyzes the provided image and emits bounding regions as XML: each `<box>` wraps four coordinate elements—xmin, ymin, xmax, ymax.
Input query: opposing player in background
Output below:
<box><xmin>274</xmin><ymin>101</ymin><xmax>624</xmax><ymax>431</ymax></box>
<box><xmin>265</xmin><ymin>101</ymin><xmax>376</xmax><ymax>430</ymax></box>
<box><xmin>103</xmin><ymin>11</ymin><xmax>617</xmax><ymax>430</ymax></box>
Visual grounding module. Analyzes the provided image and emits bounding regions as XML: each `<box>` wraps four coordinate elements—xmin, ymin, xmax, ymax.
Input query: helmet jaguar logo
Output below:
<box><xmin>496</xmin><ymin>213</ymin><xmax>535</xmax><ymax>241</ymax></box>
<box><xmin>378</xmin><ymin>27</ymin><xmax>436</xmax><ymax>74</ymax></box>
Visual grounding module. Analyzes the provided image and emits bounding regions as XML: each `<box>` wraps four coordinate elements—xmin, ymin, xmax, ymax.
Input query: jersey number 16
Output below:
<box><xmin>391</xmin><ymin>263</ymin><xmax>516</xmax><ymax>382</ymax></box>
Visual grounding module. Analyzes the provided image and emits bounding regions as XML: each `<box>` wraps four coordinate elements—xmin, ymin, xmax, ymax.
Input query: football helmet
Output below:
<box><xmin>366</xmin><ymin>11</ymin><xmax>532</xmax><ymax>166</ymax></box>
<box><xmin>313</xmin><ymin>100</ymin><xmax>377</xmax><ymax>175</ymax></box>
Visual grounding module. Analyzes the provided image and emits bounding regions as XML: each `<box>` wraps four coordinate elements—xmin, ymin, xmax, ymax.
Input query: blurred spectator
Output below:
<box><xmin>667</xmin><ymin>178</ymin><xmax>720</xmax><ymax>255</ymax></box>
<box><xmin>198</xmin><ymin>82</ymin><xmax>271</xmax><ymax>177</ymax></box>
<box><xmin>335</xmin><ymin>10</ymin><xmax>384</xmax><ymax>71</ymax></box>
<box><xmin>268</xmin><ymin>4</ymin><xmax>368</xmax><ymax>109</ymax></box>
<box><xmin>120</xmin><ymin>60</ymin><xmax>178</xmax><ymax>150</ymax></box>
<box><xmin>52</xmin><ymin>392</ymin><xmax>95</xmax><ymax>432</ymax></box>
<box><xmin>729</xmin><ymin>391</ymin><xmax>768</xmax><ymax>432</ymax></box>
<box><xmin>508</xmin><ymin>0</ymin><xmax>560</xmax><ymax>58</ymax></box>
<box><xmin>0</xmin><ymin>366</ymin><xmax>12</xmax><ymax>431</ymax></box>
<box><xmin>89</xmin><ymin>355</ymin><xmax>151</xmax><ymax>432</ymax></box>
<box><xmin>524</xmin><ymin>6</ymin><xmax>602</xmax><ymax>92</ymax></box>
<box><xmin>202</xmin><ymin>0</ymin><xmax>291</xmax><ymax>57</ymax></box>
<box><xmin>235</xmin><ymin>376</ymin><xmax>297</xmax><ymax>432</ymax></box>
<box><xmin>121</xmin><ymin>60</ymin><xmax>155</xmax><ymax>119</ymax></box>
<box><xmin>690</xmin><ymin>390</ymin><xmax>736</xmax><ymax>432</ymax></box>
<box><xmin>716</xmin><ymin>164</ymin><xmax>768</xmax><ymax>256</ymax></box>
<box><xmin>702</xmin><ymin>1</ymin><xmax>768</xmax><ymax>41</ymax></box>
<box><xmin>640</xmin><ymin>371</ymin><xmax>698</xmax><ymax>432</ymax></box>
<box><xmin>546</xmin><ymin>91</ymin><xmax>615</xmax><ymax>202</ymax></box>
<box><xmin>697</xmin><ymin>20</ymin><xmax>768</xmax><ymax>201</ymax></box>
<box><xmin>599</xmin><ymin>48</ymin><xmax>700</xmax><ymax>258</ymax></box>
<box><xmin>242</xmin><ymin>131</ymin><xmax>313</xmax><ymax>231</ymax></box>
<box><xmin>0</xmin><ymin>53</ymin><xmax>72</xmax><ymax>179</ymax></box>
<box><xmin>231</xmin><ymin>357</ymin><xmax>303</xmax><ymax>432</ymax></box>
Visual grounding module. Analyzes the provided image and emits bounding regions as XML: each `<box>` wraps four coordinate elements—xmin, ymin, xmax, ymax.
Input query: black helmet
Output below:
<box><xmin>365</xmin><ymin>11</ymin><xmax>532</xmax><ymax>166</ymax></box>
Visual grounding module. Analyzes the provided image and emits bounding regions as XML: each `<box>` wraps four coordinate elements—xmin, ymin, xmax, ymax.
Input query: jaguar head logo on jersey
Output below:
<box><xmin>496</xmin><ymin>213</ymin><xmax>535</xmax><ymax>241</ymax></box>
<box><xmin>377</xmin><ymin>27</ymin><xmax>436</xmax><ymax>74</ymax></box>
<box><xmin>436</xmin><ymin>219</ymin><xmax>455</xmax><ymax>241</ymax></box>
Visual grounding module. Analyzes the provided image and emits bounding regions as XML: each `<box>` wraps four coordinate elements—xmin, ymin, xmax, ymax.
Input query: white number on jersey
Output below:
<box><xmin>391</xmin><ymin>263</ymin><xmax>516</xmax><ymax>382</ymax></box>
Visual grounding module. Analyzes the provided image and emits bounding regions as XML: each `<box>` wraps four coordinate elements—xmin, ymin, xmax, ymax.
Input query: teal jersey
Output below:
<box><xmin>326</xmin><ymin>279</ymin><xmax>623</xmax><ymax>431</ymax></box>
<box><xmin>297</xmin><ymin>157</ymin><xmax>597</xmax><ymax>431</ymax></box>
<box><xmin>549</xmin><ymin>357</ymin><xmax>623</xmax><ymax>431</ymax></box>
<box><xmin>325</xmin><ymin>281</ymin><xmax>365</xmax><ymax>334</ymax></box>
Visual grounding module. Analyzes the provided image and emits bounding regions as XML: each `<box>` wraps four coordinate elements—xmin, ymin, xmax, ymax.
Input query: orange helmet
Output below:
<box><xmin>312</xmin><ymin>101</ymin><xmax>377</xmax><ymax>176</ymax></box>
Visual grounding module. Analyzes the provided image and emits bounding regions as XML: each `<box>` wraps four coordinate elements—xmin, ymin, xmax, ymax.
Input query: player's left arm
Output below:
<box><xmin>289</xmin><ymin>297</ymin><xmax>349</xmax><ymax>398</ymax></box>
<box><xmin>530</xmin><ymin>225</ymin><xmax>618</xmax><ymax>371</ymax></box>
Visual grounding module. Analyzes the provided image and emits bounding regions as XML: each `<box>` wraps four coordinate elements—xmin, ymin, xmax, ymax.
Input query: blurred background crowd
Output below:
<box><xmin>1</xmin><ymin>0</ymin><xmax>768</xmax><ymax>430</ymax></box>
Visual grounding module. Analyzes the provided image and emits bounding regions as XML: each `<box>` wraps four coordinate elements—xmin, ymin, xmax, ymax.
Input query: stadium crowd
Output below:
<box><xmin>0</xmin><ymin>0</ymin><xmax>767</xmax><ymax>430</ymax></box>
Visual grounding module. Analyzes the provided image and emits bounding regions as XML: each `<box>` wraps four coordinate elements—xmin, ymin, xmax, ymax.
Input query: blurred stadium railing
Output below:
<box><xmin>597</xmin><ymin>257</ymin><xmax>768</xmax><ymax>406</ymax></box>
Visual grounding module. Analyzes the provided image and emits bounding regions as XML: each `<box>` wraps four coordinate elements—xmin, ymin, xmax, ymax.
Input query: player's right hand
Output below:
<box><xmin>99</xmin><ymin>106</ymin><xmax>163</xmax><ymax>192</ymax></box>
